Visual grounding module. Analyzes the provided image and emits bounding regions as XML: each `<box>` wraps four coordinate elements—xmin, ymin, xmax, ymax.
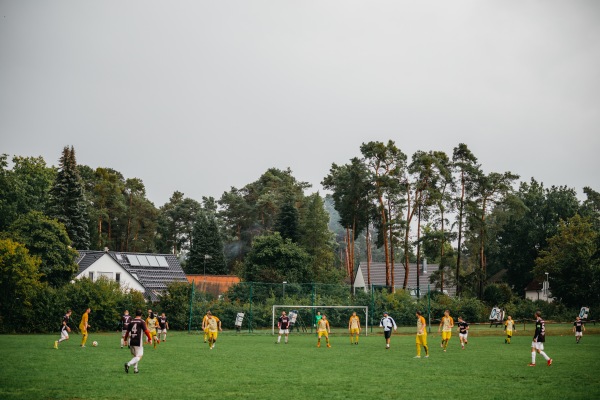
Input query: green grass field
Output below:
<box><xmin>1</xmin><ymin>325</ymin><xmax>599</xmax><ymax>399</ymax></box>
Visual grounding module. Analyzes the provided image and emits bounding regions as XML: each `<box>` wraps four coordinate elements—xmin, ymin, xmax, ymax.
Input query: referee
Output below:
<box><xmin>380</xmin><ymin>311</ymin><xmax>397</xmax><ymax>349</ymax></box>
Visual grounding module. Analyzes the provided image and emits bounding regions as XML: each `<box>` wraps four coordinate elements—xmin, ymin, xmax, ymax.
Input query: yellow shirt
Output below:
<box><xmin>79</xmin><ymin>312</ymin><xmax>89</xmax><ymax>329</ymax></box>
<box><xmin>318</xmin><ymin>319</ymin><xmax>329</xmax><ymax>332</ymax></box>
<box><xmin>349</xmin><ymin>316</ymin><xmax>360</xmax><ymax>330</ymax></box>
<box><xmin>505</xmin><ymin>320</ymin><xmax>515</xmax><ymax>331</ymax></box>
<box><xmin>417</xmin><ymin>315</ymin><xmax>427</xmax><ymax>335</ymax></box>
<box><xmin>441</xmin><ymin>316</ymin><xmax>454</xmax><ymax>332</ymax></box>
<box><xmin>207</xmin><ymin>316</ymin><xmax>220</xmax><ymax>332</ymax></box>
<box><xmin>146</xmin><ymin>317</ymin><xmax>159</xmax><ymax>332</ymax></box>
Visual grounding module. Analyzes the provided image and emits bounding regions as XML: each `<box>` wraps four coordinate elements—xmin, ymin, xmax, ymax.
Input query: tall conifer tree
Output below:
<box><xmin>48</xmin><ymin>146</ymin><xmax>91</xmax><ymax>249</ymax></box>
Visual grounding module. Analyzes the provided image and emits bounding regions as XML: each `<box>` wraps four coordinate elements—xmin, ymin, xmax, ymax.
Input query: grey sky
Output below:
<box><xmin>1</xmin><ymin>1</ymin><xmax>598</xmax><ymax>206</ymax></box>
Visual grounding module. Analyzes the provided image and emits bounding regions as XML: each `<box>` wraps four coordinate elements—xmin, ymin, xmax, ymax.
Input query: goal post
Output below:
<box><xmin>272</xmin><ymin>305</ymin><xmax>369</xmax><ymax>336</ymax></box>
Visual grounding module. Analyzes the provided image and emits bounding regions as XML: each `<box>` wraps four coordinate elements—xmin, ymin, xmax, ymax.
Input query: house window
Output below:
<box><xmin>89</xmin><ymin>272</ymin><xmax>94</xmax><ymax>280</ymax></box>
<box><xmin>98</xmin><ymin>272</ymin><xmax>113</xmax><ymax>280</ymax></box>
<box><xmin>116</xmin><ymin>273</ymin><xmax>121</xmax><ymax>282</ymax></box>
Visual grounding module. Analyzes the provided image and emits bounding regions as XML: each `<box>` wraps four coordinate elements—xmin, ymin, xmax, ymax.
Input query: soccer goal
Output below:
<box><xmin>272</xmin><ymin>305</ymin><xmax>369</xmax><ymax>336</ymax></box>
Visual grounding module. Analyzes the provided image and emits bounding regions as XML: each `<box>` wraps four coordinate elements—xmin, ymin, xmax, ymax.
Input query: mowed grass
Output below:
<box><xmin>1</xmin><ymin>325</ymin><xmax>599</xmax><ymax>400</ymax></box>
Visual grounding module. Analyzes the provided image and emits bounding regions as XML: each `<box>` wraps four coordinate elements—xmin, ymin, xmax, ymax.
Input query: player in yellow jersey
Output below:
<box><xmin>317</xmin><ymin>315</ymin><xmax>331</xmax><ymax>348</ymax></box>
<box><xmin>79</xmin><ymin>307</ymin><xmax>91</xmax><ymax>347</ymax></box>
<box><xmin>438</xmin><ymin>310</ymin><xmax>454</xmax><ymax>352</ymax></box>
<box><xmin>504</xmin><ymin>315</ymin><xmax>516</xmax><ymax>344</ymax></box>
<box><xmin>145</xmin><ymin>311</ymin><xmax>160</xmax><ymax>348</ymax></box>
<box><xmin>415</xmin><ymin>310</ymin><xmax>429</xmax><ymax>358</ymax></box>
<box><xmin>348</xmin><ymin>312</ymin><xmax>361</xmax><ymax>345</ymax></box>
<box><xmin>206</xmin><ymin>314</ymin><xmax>222</xmax><ymax>350</ymax></box>
<box><xmin>202</xmin><ymin>311</ymin><xmax>212</xmax><ymax>343</ymax></box>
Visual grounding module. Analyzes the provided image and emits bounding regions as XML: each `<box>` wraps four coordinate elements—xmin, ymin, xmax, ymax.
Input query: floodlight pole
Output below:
<box><xmin>203</xmin><ymin>254</ymin><xmax>211</xmax><ymax>292</ymax></box>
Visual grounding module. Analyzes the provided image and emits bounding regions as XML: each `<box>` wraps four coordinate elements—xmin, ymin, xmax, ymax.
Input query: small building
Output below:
<box><xmin>353</xmin><ymin>261</ymin><xmax>456</xmax><ymax>297</ymax></box>
<box><xmin>525</xmin><ymin>279</ymin><xmax>553</xmax><ymax>303</ymax></box>
<box><xmin>186</xmin><ymin>275</ymin><xmax>240</xmax><ymax>297</ymax></box>
<box><xmin>76</xmin><ymin>250</ymin><xmax>188</xmax><ymax>301</ymax></box>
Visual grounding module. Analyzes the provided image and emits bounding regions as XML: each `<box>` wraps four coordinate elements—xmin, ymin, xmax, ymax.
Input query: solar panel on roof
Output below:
<box><xmin>156</xmin><ymin>256</ymin><xmax>169</xmax><ymax>267</ymax></box>
<box><xmin>127</xmin><ymin>255</ymin><xmax>140</xmax><ymax>266</ymax></box>
<box><xmin>137</xmin><ymin>255</ymin><xmax>149</xmax><ymax>266</ymax></box>
<box><xmin>148</xmin><ymin>256</ymin><xmax>160</xmax><ymax>267</ymax></box>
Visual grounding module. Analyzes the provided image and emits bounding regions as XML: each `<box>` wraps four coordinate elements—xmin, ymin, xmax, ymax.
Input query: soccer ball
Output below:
<box><xmin>92</xmin><ymin>341</ymin><xmax>98</xmax><ymax>347</ymax></box>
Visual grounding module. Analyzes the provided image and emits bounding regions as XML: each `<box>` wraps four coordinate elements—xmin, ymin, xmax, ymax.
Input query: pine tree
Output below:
<box><xmin>48</xmin><ymin>146</ymin><xmax>91</xmax><ymax>249</ymax></box>
<box><xmin>275</xmin><ymin>198</ymin><xmax>300</xmax><ymax>243</ymax></box>
<box><xmin>188</xmin><ymin>210</ymin><xmax>226</xmax><ymax>274</ymax></box>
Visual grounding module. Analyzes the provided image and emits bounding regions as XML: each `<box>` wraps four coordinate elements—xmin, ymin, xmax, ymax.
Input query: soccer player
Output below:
<box><xmin>317</xmin><ymin>314</ymin><xmax>331</xmax><ymax>348</ymax></box>
<box><xmin>438</xmin><ymin>310</ymin><xmax>454</xmax><ymax>352</ymax></box>
<box><xmin>79</xmin><ymin>307</ymin><xmax>91</xmax><ymax>348</ymax></box>
<box><xmin>206</xmin><ymin>313</ymin><xmax>222</xmax><ymax>350</ymax></box>
<box><xmin>202</xmin><ymin>310</ymin><xmax>212</xmax><ymax>343</ymax></box>
<box><xmin>573</xmin><ymin>316</ymin><xmax>585</xmax><ymax>344</ymax></box>
<box><xmin>121</xmin><ymin>310</ymin><xmax>132</xmax><ymax>348</ymax></box>
<box><xmin>315</xmin><ymin>311</ymin><xmax>322</xmax><ymax>328</ymax></box>
<box><xmin>457</xmin><ymin>316</ymin><xmax>469</xmax><ymax>349</ymax></box>
<box><xmin>380</xmin><ymin>311</ymin><xmax>397</xmax><ymax>350</ymax></box>
<box><xmin>414</xmin><ymin>310</ymin><xmax>429</xmax><ymax>358</ymax></box>
<box><xmin>54</xmin><ymin>309</ymin><xmax>72</xmax><ymax>349</ymax></box>
<box><xmin>348</xmin><ymin>312</ymin><xmax>361</xmax><ymax>345</ymax></box>
<box><xmin>124</xmin><ymin>309</ymin><xmax>152</xmax><ymax>374</ymax></box>
<box><xmin>529</xmin><ymin>311</ymin><xmax>552</xmax><ymax>367</ymax></box>
<box><xmin>277</xmin><ymin>311</ymin><xmax>290</xmax><ymax>344</ymax></box>
<box><xmin>145</xmin><ymin>311</ymin><xmax>160</xmax><ymax>348</ymax></box>
<box><xmin>158</xmin><ymin>312</ymin><xmax>169</xmax><ymax>343</ymax></box>
<box><xmin>504</xmin><ymin>315</ymin><xmax>516</xmax><ymax>344</ymax></box>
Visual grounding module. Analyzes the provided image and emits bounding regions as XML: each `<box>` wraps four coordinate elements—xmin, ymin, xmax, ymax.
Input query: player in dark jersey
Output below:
<box><xmin>457</xmin><ymin>316</ymin><xmax>469</xmax><ymax>349</ymax></box>
<box><xmin>121</xmin><ymin>310</ymin><xmax>132</xmax><ymax>348</ymax></box>
<box><xmin>276</xmin><ymin>311</ymin><xmax>290</xmax><ymax>344</ymax></box>
<box><xmin>573</xmin><ymin>316</ymin><xmax>585</xmax><ymax>344</ymax></box>
<box><xmin>158</xmin><ymin>313</ymin><xmax>169</xmax><ymax>342</ymax></box>
<box><xmin>54</xmin><ymin>309</ymin><xmax>72</xmax><ymax>349</ymax></box>
<box><xmin>529</xmin><ymin>311</ymin><xmax>552</xmax><ymax>367</ymax></box>
<box><xmin>124</xmin><ymin>309</ymin><xmax>152</xmax><ymax>374</ymax></box>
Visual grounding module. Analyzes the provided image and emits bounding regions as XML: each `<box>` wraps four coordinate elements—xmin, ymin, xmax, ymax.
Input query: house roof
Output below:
<box><xmin>77</xmin><ymin>250</ymin><xmax>188</xmax><ymax>301</ymax></box>
<box><xmin>355</xmin><ymin>261</ymin><xmax>456</xmax><ymax>296</ymax></box>
<box><xmin>186</xmin><ymin>275</ymin><xmax>240</xmax><ymax>296</ymax></box>
<box><xmin>525</xmin><ymin>279</ymin><xmax>544</xmax><ymax>291</ymax></box>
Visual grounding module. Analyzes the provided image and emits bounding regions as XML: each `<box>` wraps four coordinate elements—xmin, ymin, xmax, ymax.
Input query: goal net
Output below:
<box><xmin>272</xmin><ymin>305</ymin><xmax>369</xmax><ymax>336</ymax></box>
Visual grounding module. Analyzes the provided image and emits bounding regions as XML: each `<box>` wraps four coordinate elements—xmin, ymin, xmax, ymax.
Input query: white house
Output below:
<box><xmin>524</xmin><ymin>279</ymin><xmax>553</xmax><ymax>303</ymax></box>
<box><xmin>76</xmin><ymin>250</ymin><xmax>188</xmax><ymax>301</ymax></box>
<box><xmin>353</xmin><ymin>261</ymin><xmax>456</xmax><ymax>297</ymax></box>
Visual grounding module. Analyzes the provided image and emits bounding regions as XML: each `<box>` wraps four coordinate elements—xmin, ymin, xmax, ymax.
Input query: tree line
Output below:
<box><xmin>1</xmin><ymin>142</ymin><xmax>599</xmax><ymax>312</ymax></box>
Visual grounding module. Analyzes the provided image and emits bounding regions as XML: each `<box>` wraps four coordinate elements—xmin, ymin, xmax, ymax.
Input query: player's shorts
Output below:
<box><xmin>160</xmin><ymin>328</ymin><xmax>167</xmax><ymax>334</ymax></box>
<box><xmin>416</xmin><ymin>334</ymin><xmax>427</xmax><ymax>346</ymax></box>
<box><xmin>384</xmin><ymin>330</ymin><xmax>392</xmax><ymax>339</ymax></box>
<box><xmin>278</xmin><ymin>329</ymin><xmax>289</xmax><ymax>335</ymax></box>
<box><xmin>459</xmin><ymin>333</ymin><xmax>468</xmax><ymax>341</ymax></box>
<box><xmin>575</xmin><ymin>331</ymin><xmax>583</xmax><ymax>337</ymax></box>
<box><xmin>204</xmin><ymin>327</ymin><xmax>209</xmax><ymax>334</ymax></box>
<box><xmin>208</xmin><ymin>331</ymin><xmax>218</xmax><ymax>341</ymax></box>
<box><xmin>130</xmin><ymin>345</ymin><xmax>143</xmax><ymax>357</ymax></box>
<box><xmin>318</xmin><ymin>330</ymin><xmax>329</xmax><ymax>338</ymax></box>
<box><xmin>442</xmin><ymin>331</ymin><xmax>452</xmax><ymax>341</ymax></box>
<box><xmin>350</xmin><ymin>328</ymin><xmax>360</xmax><ymax>335</ymax></box>
<box><xmin>79</xmin><ymin>326</ymin><xmax>87</xmax><ymax>335</ymax></box>
<box><xmin>122</xmin><ymin>329</ymin><xmax>128</xmax><ymax>337</ymax></box>
<box><xmin>531</xmin><ymin>341</ymin><xmax>544</xmax><ymax>351</ymax></box>
<box><xmin>149</xmin><ymin>330</ymin><xmax>157</xmax><ymax>337</ymax></box>
<box><xmin>61</xmin><ymin>330</ymin><xmax>69</xmax><ymax>340</ymax></box>
<box><xmin>506</xmin><ymin>330</ymin><xmax>513</xmax><ymax>336</ymax></box>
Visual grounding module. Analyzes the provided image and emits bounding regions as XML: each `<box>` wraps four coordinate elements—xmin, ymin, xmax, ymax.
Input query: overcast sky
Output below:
<box><xmin>1</xmin><ymin>1</ymin><xmax>598</xmax><ymax>206</ymax></box>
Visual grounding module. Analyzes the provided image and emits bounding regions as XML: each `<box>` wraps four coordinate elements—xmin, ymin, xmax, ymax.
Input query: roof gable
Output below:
<box><xmin>355</xmin><ymin>261</ymin><xmax>456</xmax><ymax>296</ymax></box>
<box><xmin>76</xmin><ymin>250</ymin><xmax>188</xmax><ymax>301</ymax></box>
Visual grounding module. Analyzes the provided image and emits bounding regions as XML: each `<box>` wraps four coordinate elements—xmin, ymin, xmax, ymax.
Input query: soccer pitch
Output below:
<box><xmin>1</xmin><ymin>328</ymin><xmax>599</xmax><ymax>399</ymax></box>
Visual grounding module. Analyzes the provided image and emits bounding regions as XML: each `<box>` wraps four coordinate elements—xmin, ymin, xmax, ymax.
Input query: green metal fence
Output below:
<box><xmin>185</xmin><ymin>282</ymin><xmax>437</xmax><ymax>334</ymax></box>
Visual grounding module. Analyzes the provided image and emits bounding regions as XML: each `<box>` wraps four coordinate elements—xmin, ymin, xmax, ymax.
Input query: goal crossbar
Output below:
<box><xmin>272</xmin><ymin>305</ymin><xmax>369</xmax><ymax>336</ymax></box>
